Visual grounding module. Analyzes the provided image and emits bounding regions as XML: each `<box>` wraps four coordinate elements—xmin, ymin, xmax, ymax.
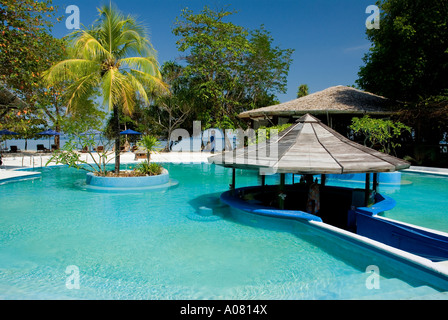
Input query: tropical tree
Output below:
<box><xmin>152</xmin><ymin>61</ymin><xmax>193</xmax><ymax>149</ymax></box>
<box><xmin>173</xmin><ymin>6</ymin><xmax>293</xmax><ymax>128</ymax></box>
<box><xmin>350</xmin><ymin>115</ymin><xmax>411</xmax><ymax>156</ymax></box>
<box><xmin>137</xmin><ymin>135</ymin><xmax>161</xmax><ymax>163</ymax></box>
<box><xmin>357</xmin><ymin>0</ymin><xmax>448</xmax><ymax>102</ymax></box>
<box><xmin>357</xmin><ymin>0</ymin><xmax>448</xmax><ymax>160</ymax></box>
<box><xmin>243</xmin><ymin>26</ymin><xmax>294</xmax><ymax>109</ymax></box>
<box><xmin>0</xmin><ymin>0</ymin><xmax>62</xmax><ymax>115</ymax></box>
<box><xmin>43</xmin><ymin>4</ymin><xmax>167</xmax><ymax>174</ymax></box>
<box><xmin>297</xmin><ymin>84</ymin><xmax>309</xmax><ymax>98</ymax></box>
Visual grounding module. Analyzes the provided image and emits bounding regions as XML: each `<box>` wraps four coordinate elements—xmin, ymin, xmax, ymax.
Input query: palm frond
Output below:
<box><xmin>101</xmin><ymin>67</ymin><xmax>117</xmax><ymax>111</ymax></box>
<box><xmin>64</xmin><ymin>73</ymin><xmax>100</xmax><ymax>113</ymax></box>
<box><xmin>73</xmin><ymin>28</ymin><xmax>110</xmax><ymax>60</ymax></box>
<box><xmin>130</xmin><ymin>68</ymin><xmax>169</xmax><ymax>94</ymax></box>
<box><xmin>113</xmin><ymin>71</ymin><xmax>135</xmax><ymax>115</ymax></box>
<box><xmin>119</xmin><ymin>56</ymin><xmax>161</xmax><ymax>76</ymax></box>
<box><xmin>97</xmin><ymin>4</ymin><xmax>127</xmax><ymax>56</ymax></box>
<box><xmin>122</xmin><ymin>70</ymin><xmax>149</xmax><ymax>105</ymax></box>
<box><xmin>43</xmin><ymin>3</ymin><xmax>166</xmax><ymax>119</ymax></box>
<box><xmin>42</xmin><ymin>59</ymin><xmax>100</xmax><ymax>85</ymax></box>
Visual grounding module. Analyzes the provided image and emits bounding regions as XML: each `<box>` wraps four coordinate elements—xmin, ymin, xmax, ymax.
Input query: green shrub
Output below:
<box><xmin>251</xmin><ymin>123</ymin><xmax>292</xmax><ymax>145</ymax></box>
<box><xmin>133</xmin><ymin>161</ymin><xmax>163</xmax><ymax>176</ymax></box>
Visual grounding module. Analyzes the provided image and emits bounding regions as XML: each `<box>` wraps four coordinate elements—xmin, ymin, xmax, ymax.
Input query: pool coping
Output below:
<box><xmin>404</xmin><ymin>166</ymin><xmax>448</xmax><ymax>176</ymax></box>
<box><xmin>0</xmin><ymin>170</ymin><xmax>42</xmax><ymax>184</ymax></box>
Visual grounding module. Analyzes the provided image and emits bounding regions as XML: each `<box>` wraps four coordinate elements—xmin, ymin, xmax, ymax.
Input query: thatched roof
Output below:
<box><xmin>239</xmin><ymin>85</ymin><xmax>395</xmax><ymax>119</ymax></box>
<box><xmin>0</xmin><ymin>85</ymin><xmax>28</xmax><ymax>111</ymax></box>
<box><xmin>209</xmin><ymin>114</ymin><xmax>410</xmax><ymax>175</ymax></box>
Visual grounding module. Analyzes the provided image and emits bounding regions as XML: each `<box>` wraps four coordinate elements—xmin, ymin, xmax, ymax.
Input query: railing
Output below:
<box><xmin>21</xmin><ymin>155</ymin><xmax>43</xmax><ymax>168</ymax></box>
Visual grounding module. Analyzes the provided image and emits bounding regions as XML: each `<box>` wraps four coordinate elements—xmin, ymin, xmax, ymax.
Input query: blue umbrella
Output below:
<box><xmin>38</xmin><ymin>129</ymin><xmax>61</xmax><ymax>149</ymax></box>
<box><xmin>38</xmin><ymin>129</ymin><xmax>61</xmax><ymax>136</ymax></box>
<box><xmin>0</xmin><ymin>129</ymin><xmax>19</xmax><ymax>150</ymax></box>
<box><xmin>120</xmin><ymin>129</ymin><xmax>141</xmax><ymax>135</ymax></box>
<box><xmin>120</xmin><ymin>129</ymin><xmax>141</xmax><ymax>151</ymax></box>
<box><xmin>0</xmin><ymin>129</ymin><xmax>19</xmax><ymax>135</ymax></box>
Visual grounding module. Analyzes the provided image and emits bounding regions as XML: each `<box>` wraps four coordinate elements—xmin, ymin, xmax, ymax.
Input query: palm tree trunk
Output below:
<box><xmin>54</xmin><ymin>123</ymin><xmax>61</xmax><ymax>150</ymax></box>
<box><xmin>114</xmin><ymin>104</ymin><xmax>121</xmax><ymax>174</ymax></box>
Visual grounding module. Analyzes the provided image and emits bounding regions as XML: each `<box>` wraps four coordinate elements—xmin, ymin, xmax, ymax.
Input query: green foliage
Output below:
<box><xmin>252</xmin><ymin>123</ymin><xmax>293</xmax><ymax>145</ymax></box>
<box><xmin>43</xmin><ymin>4</ymin><xmax>167</xmax><ymax>172</ymax></box>
<box><xmin>173</xmin><ymin>6</ymin><xmax>293</xmax><ymax>128</ymax></box>
<box><xmin>133</xmin><ymin>161</ymin><xmax>163</xmax><ymax>176</ymax></box>
<box><xmin>357</xmin><ymin>0</ymin><xmax>448</xmax><ymax>102</ymax></box>
<box><xmin>350</xmin><ymin>115</ymin><xmax>411</xmax><ymax>155</ymax></box>
<box><xmin>0</xmin><ymin>0</ymin><xmax>62</xmax><ymax>103</ymax></box>
<box><xmin>243</xmin><ymin>26</ymin><xmax>294</xmax><ymax>109</ymax></box>
<box><xmin>148</xmin><ymin>61</ymin><xmax>194</xmax><ymax>147</ymax></box>
<box><xmin>297</xmin><ymin>84</ymin><xmax>309</xmax><ymax>98</ymax></box>
<box><xmin>47</xmin><ymin>131</ymin><xmax>114</xmax><ymax>176</ymax></box>
<box><xmin>0</xmin><ymin>0</ymin><xmax>69</xmax><ymax>142</ymax></box>
<box><xmin>173</xmin><ymin>6</ymin><xmax>250</xmax><ymax>126</ymax></box>
<box><xmin>137</xmin><ymin>135</ymin><xmax>161</xmax><ymax>162</ymax></box>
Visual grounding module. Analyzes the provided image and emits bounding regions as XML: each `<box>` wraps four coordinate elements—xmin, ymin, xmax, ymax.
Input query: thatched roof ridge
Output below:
<box><xmin>239</xmin><ymin>85</ymin><xmax>395</xmax><ymax>119</ymax></box>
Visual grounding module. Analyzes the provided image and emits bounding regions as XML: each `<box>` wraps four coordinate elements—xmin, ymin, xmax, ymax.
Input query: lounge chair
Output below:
<box><xmin>9</xmin><ymin>145</ymin><xmax>20</xmax><ymax>153</ymax></box>
<box><xmin>51</xmin><ymin>144</ymin><xmax>59</xmax><ymax>152</ymax></box>
<box><xmin>95</xmin><ymin>146</ymin><xmax>104</xmax><ymax>152</ymax></box>
<box><xmin>36</xmin><ymin>144</ymin><xmax>49</xmax><ymax>153</ymax></box>
<box><xmin>134</xmin><ymin>149</ymin><xmax>147</xmax><ymax>160</ymax></box>
<box><xmin>80</xmin><ymin>146</ymin><xmax>89</xmax><ymax>153</ymax></box>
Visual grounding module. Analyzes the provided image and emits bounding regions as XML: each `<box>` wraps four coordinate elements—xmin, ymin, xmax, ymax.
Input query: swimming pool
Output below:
<box><xmin>0</xmin><ymin>164</ymin><xmax>447</xmax><ymax>299</ymax></box>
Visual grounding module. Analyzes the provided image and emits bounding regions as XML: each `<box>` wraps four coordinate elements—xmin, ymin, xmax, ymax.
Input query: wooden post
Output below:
<box><xmin>279</xmin><ymin>173</ymin><xmax>285</xmax><ymax>209</ymax></box>
<box><xmin>231</xmin><ymin>168</ymin><xmax>236</xmax><ymax>191</ymax></box>
<box><xmin>321</xmin><ymin>174</ymin><xmax>326</xmax><ymax>186</ymax></box>
<box><xmin>372</xmin><ymin>172</ymin><xmax>378</xmax><ymax>193</ymax></box>
<box><xmin>261</xmin><ymin>174</ymin><xmax>266</xmax><ymax>186</ymax></box>
<box><xmin>365</xmin><ymin>173</ymin><xmax>370</xmax><ymax>206</ymax></box>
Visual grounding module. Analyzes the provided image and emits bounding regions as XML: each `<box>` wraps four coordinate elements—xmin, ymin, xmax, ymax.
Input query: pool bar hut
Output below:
<box><xmin>209</xmin><ymin>114</ymin><xmax>448</xmax><ymax>266</ymax></box>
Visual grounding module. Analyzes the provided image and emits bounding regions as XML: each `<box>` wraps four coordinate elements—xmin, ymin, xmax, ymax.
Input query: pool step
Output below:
<box><xmin>409</xmin><ymin>290</ymin><xmax>448</xmax><ymax>300</ymax></box>
<box><xmin>283</xmin><ymin>272</ymin><xmax>447</xmax><ymax>300</ymax></box>
<box><xmin>314</xmin><ymin>274</ymin><xmax>413</xmax><ymax>299</ymax></box>
<box><xmin>359</xmin><ymin>285</ymin><xmax>445</xmax><ymax>300</ymax></box>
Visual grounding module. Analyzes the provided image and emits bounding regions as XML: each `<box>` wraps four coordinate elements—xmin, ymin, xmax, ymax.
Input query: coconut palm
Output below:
<box><xmin>43</xmin><ymin>4</ymin><xmax>167</xmax><ymax>173</ymax></box>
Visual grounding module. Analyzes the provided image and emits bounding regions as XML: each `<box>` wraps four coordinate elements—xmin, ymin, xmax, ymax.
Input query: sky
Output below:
<box><xmin>51</xmin><ymin>0</ymin><xmax>376</xmax><ymax>103</ymax></box>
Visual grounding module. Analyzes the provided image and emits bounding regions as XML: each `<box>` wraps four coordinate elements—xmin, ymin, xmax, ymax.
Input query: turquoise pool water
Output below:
<box><xmin>323</xmin><ymin>172</ymin><xmax>448</xmax><ymax>233</ymax></box>
<box><xmin>0</xmin><ymin>164</ymin><xmax>447</xmax><ymax>299</ymax></box>
<box><xmin>379</xmin><ymin>172</ymin><xmax>448</xmax><ymax>233</ymax></box>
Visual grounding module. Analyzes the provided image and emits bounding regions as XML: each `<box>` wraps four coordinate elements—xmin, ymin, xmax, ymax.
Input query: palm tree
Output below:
<box><xmin>137</xmin><ymin>135</ymin><xmax>161</xmax><ymax>163</ymax></box>
<box><xmin>43</xmin><ymin>4</ymin><xmax>167</xmax><ymax>174</ymax></box>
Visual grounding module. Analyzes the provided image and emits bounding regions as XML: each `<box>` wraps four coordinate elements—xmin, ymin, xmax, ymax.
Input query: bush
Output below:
<box><xmin>251</xmin><ymin>123</ymin><xmax>292</xmax><ymax>145</ymax></box>
<box><xmin>133</xmin><ymin>161</ymin><xmax>163</xmax><ymax>176</ymax></box>
<box><xmin>350</xmin><ymin>115</ymin><xmax>411</xmax><ymax>156</ymax></box>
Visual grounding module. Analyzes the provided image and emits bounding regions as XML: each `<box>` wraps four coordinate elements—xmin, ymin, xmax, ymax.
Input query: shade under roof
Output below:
<box><xmin>208</xmin><ymin>114</ymin><xmax>410</xmax><ymax>175</ymax></box>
